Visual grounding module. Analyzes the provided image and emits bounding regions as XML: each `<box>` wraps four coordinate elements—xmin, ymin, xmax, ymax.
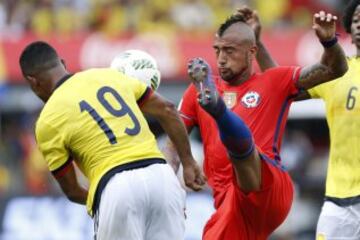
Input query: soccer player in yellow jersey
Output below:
<box><xmin>19</xmin><ymin>41</ymin><xmax>205</xmax><ymax>240</ymax></box>
<box><xmin>237</xmin><ymin>4</ymin><xmax>360</xmax><ymax>239</ymax></box>
<box><xmin>301</xmin><ymin>1</ymin><xmax>360</xmax><ymax>238</ymax></box>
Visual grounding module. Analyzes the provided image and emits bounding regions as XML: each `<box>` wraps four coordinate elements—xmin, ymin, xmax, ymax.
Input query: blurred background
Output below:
<box><xmin>0</xmin><ymin>0</ymin><xmax>355</xmax><ymax>239</ymax></box>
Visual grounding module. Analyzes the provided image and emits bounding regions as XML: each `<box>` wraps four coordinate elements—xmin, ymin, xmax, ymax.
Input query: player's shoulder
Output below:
<box><xmin>75</xmin><ymin>68</ymin><xmax>140</xmax><ymax>91</ymax></box>
<box><xmin>76</xmin><ymin>68</ymin><xmax>124</xmax><ymax>79</ymax></box>
<box><xmin>347</xmin><ymin>56</ymin><xmax>360</xmax><ymax>73</ymax></box>
<box><xmin>260</xmin><ymin>66</ymin><xmax>301</xmax><ymax>82</ymax></box>
<box><xmin>35</xmin><ymin>108</ymin><xmax>58</xmax><ymax>138</ymax></box>
<box><xmin>180</xmin><ymin>83</ymin><xmax>199</xmax><ymax>106</ymax></box>
<box><xmin>263</xmin><ymin>66</ymin><xmax>299</xmax><ymax>75</ymax></box>
<box><xmin>37</xmin><ymin>86</ymin><xmax>75</xmax><ymax>132</ymax></box>
<box><xmin>37</xmin><ymin>100</ymin><xmax>70</xmax><ymax>128</ymax></box>
<box><xmin>183</xmin><ymin>82</ymin><xmax>197</xmax><ymax>94</ymax></box>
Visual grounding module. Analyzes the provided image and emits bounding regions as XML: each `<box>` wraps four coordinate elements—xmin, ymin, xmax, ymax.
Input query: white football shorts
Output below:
<box><xmin>95</xmin><ymin>163</ymin><xmax>186</xmax><ymax>240</ymax></box>
<box><xmin>316</xmin><ymin>200</ymin><xmax>360</xmax><ymax>240</ymax></box>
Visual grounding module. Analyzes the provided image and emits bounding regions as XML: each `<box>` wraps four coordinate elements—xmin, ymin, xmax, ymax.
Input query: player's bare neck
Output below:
<box><xmin>50</xmin><ymin>67</ymin><xmax>70</xmax><ymax>90</ymax></box>
<box><xmin>230</xmin><ymin>70</ymin><xmax>251</xmax><ymax>86</ymax></box>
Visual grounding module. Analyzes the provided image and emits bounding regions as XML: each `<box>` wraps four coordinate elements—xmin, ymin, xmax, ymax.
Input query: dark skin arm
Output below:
<box><xmin>140</xmin><ymin>91</ymin><xmax>205</xmax><ymax>191</ymax></box>
<box><xmin>55</xmin><ymin>162</ymin><xmax>88</xmax><ymax>205</ymax></box>
<box><xmin>235</xmin><ymin>7</ymin><xmax>347</xmax><ymax>89</ymax></box>
<box><xmin>233</xmin><ymin>6</ymin><xmax>278</xmax><ymax>71</ymax></box>
<box><xmin>294</xmin><ymin>90</ymin><xmax>311</xmax><ymax>101</ymax></box>
<box><xmin>297</xmin><ymin>11</ymin><xmax>348</xmax><ymax>90</ymax></box>
<box><xmin>162</xmin><ymin>125</ymin><xmax>194</xmax><ymax>173</ymax></box>
<box><xmin>256</xmin><ymin>41</ymin><xmax>278</xmax><ymax>71</ymax></box>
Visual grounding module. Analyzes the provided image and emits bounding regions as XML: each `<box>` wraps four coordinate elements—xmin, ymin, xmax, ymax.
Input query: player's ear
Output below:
<box><xmin>25</xmin><ymin>75</ymin><xmax>38</xmax><ymax>86</ymax></box>
<box><xmin>26</xmin><ymin>75</ymin><xmax>43</xmax><ymax>92</ymax></box>
<box><xmin>250</xmin><ymin>44</ymin><xmax>258</xmax><ymax>55</ymax></box>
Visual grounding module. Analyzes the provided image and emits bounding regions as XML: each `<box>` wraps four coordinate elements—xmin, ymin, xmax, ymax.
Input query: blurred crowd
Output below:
<box><xmin>0</xmin><ymin>0</ymin><xmax>347</xmax><ymax>38</ymax></box>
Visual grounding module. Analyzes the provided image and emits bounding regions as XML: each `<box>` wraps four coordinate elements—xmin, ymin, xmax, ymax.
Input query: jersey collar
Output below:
<box><xmin>53</xmin><ymin>74</ymin><xmax>73</xmax><ymax>91</ymax></box>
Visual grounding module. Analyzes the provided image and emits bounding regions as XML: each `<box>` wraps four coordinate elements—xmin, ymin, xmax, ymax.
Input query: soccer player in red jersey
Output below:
<box><xmin>165</xmin><ymin>10</ymin><xmax>348</xmax><ymax>240</ymax></box>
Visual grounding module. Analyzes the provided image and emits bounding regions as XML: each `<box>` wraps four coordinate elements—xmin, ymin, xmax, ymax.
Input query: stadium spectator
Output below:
<box><xmin>0</xmin><ymin>0</ymin><xmax>348</xmax><ymax>35</ymax></box>
<box><xmin>31</xmin><ymin>0</ymin><xmax>53</xmax><ymax>36</ymax></box>
<box><xmin>171</xmin><ymin>0</ymin><xmax>214</xmax><ymax>32</ymax></box>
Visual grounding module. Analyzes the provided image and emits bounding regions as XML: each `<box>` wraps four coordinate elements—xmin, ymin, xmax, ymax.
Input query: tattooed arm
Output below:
<box><xmin>298</xmin><ymin>45</ymin><xmax>347</xmax><ymax>89</ymax></box>
<box><xmin>297</xmin><ymin>11</ymin><xmax>348</xmax><ymax>90</ymax></box>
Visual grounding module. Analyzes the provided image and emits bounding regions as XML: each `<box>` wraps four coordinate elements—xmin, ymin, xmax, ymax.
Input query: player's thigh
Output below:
<box><xmin>203</xmin><ymin>163</ymin><xmax>293</xmax><ymax>240</ymax></box>
<box><xmin>231</xmin><ymin>149</ymin><xmax>262</xmax><ymax>192</ymax></box>
<box><xmin>234</xmin><ymin>160</ymin><xmax>293</xmax><ymax>234</ymax></box>
<box><xmin>95</xmin><ymin>171</ymin><xmax>147</xmax><ymax>240</ymax></box>
<box><xmin>316</xmin><ymin>201</ymin><xmax>360</xmax><ymax>240</ymax></box>
<box><xmin>145</xmin><ymin>164</ymin><xmax>186</xmax><ymax>240</ymax></box>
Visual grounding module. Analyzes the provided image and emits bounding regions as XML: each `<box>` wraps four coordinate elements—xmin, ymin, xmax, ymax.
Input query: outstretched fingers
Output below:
<box><xmin>313</xmin><ymin>11</ymin><xmax>338</xmax><ymax>41</ymax></box>
<box><xmin>313</xmin><ymin>11</ymin><xmax>337</xmax><ymax>28</ymax></box>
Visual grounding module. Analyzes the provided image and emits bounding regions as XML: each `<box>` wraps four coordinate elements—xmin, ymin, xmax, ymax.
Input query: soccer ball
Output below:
<box><xmin>110</xmin><ymin>49</ymin><xmax>161</xmax><ymax>91</ymax></box>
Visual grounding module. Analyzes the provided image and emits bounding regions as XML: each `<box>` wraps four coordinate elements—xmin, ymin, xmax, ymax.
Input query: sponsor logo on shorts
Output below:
<box><xmin>241</xmin><ymin>91</ymin><xmax>261</xmax><ymax>108</ymax></box>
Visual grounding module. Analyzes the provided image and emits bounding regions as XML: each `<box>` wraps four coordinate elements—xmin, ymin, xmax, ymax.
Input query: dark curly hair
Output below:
<box><xmin>217</xmin><ymin>14</ymin><xmax>246</xmax><ymax>37</ymax></box>
<box><xmin>343</xmin><ymin>0</ymin><xmax>360</xmax><ymax>33</ymax></box>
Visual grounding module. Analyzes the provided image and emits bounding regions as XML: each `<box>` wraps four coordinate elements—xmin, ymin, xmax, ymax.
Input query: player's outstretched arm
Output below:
<box><xmin>298</xmin><ymin>11</ymin><xmax>348</xmax><ymax>90</ymax></box>
<box><xmin>233</xmin><ymin>6</ymin><xmax>278</xmax><ymax>71</ymax></box>
<box><xmin>162</xmin><ymin>124</ymin><xmax>194</xmax><ymax>174</ymax></box>
<box><xmin>55</xmin><ymin>162</ymin><xmax>88</xmax><ymax>205</ymax></box>
<box><xmin>140</xmin><ymin>92</ymin><xmax>206</xmax><ymax>191</ymax></box>
<box><xmin>161</xmin><ymin>139</ymin><xmax>181</xmax><ymax>173</ymax></box>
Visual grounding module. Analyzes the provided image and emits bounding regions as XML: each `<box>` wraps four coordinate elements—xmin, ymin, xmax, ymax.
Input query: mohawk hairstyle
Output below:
<box><xmin>19</xmin><ymin>41</ymin><xmax>60</xmax><ymax>76</ymax></box>
<box><xmin>343</xmin><ymin>0</ymin><xmax>360</xmax><ymax>33</ymax></box>
<box><xmin>217</xmin><ymin>14</ymin><xmax>246</xmax><ymax>37</ymax></box>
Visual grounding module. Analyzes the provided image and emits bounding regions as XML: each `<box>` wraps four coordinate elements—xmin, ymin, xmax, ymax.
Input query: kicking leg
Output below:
<box><xmin>188</xmin><ymin>58</ymin><xmax>261</xmax><ymax>191</ymax></box>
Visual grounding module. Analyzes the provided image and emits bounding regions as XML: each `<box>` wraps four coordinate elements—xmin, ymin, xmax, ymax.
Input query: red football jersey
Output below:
<box><xmin>179</xmin><ymin>66</ymin><xmax>301</xmax><ymax>196</ymax></box>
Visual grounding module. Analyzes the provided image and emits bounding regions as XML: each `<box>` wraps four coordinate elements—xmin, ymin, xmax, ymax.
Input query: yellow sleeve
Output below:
<box><xmin>126</xmin><ymin>76</ymin><xmax>149</xmax><ymax>101</ymax></box>
<box><xmin>35</xmin><ymin>120</ymin><xmax>70</xmax><ymax>173</ymax></box>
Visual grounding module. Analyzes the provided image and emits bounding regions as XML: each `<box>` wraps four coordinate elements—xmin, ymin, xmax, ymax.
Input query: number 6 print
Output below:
<box><xmin>346</xmin><ymin>86</ymin><xmax>358</xmax><ymax>110</ymax></box>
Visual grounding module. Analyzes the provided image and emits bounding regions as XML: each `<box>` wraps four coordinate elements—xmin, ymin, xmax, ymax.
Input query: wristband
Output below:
<box><xmin>320</xmin><ymin>33</ymin><xmax>340</xmax><ymax>48</ymax></box>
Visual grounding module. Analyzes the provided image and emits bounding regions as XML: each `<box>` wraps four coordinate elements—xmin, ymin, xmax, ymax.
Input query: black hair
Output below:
<box><xmin>343</xmin><ymin>0</ymin><xmax>360</xmax><ymax>33</ymax></box>
<box><xmin>217</xmin><ymin>14</ymin><xmax>246</xmax><ymax>37</ymax></box>
<box><xmin>19</xmin><ymin>41</ymin><xmax>60</xmax><ymax>76</ymax></box>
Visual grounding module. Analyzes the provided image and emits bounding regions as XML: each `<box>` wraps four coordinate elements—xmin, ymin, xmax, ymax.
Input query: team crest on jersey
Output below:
<box><xmin>241</xmin><ymin>91</ymin><xmax>261</xmax><ymax>108</ymax></box>
<box><xmin>223</xmin><ymin>92</ymin><xmax>237</xmax><ymax>108</ymax></box>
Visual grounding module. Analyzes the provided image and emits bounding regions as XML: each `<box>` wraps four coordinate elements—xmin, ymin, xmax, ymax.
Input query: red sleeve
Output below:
<box><xmin>178</xmin><ymin>84</ymin><xmax>198</xmax><ymax>127</ymax></box>
<box><xmin>265</xmin><ymin>66</ymin><xmax>301</xmax><ymax>96</ymax></box>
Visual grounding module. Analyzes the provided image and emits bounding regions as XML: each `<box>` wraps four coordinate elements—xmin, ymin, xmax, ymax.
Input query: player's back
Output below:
<box><xmin>36</xmin><ymin>68</ymin><xmax>163</xmax><ymax>213</ymax></box>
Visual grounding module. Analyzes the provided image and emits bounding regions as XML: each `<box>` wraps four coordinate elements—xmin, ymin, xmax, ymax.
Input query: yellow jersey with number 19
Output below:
<box><xmin>308</xmin><ymin>57</ymin><xmax>360</xmax><ymax>199</ymax></box>
<box><xmin>35</xmin><ymin>68</ymin><xmax>164</xmax><ymax>216</ymax></box>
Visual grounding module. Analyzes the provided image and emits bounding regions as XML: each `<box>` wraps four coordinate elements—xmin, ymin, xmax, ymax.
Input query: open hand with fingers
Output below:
<box><xmin>233</xmin><ymin>6</ymin><xmax>261</xmax><ymax>41</ymax></box>
<box><xmin>313</xmin><ymin>11</ymin><xmax>338</xmax><ymax>42</ymax></box>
